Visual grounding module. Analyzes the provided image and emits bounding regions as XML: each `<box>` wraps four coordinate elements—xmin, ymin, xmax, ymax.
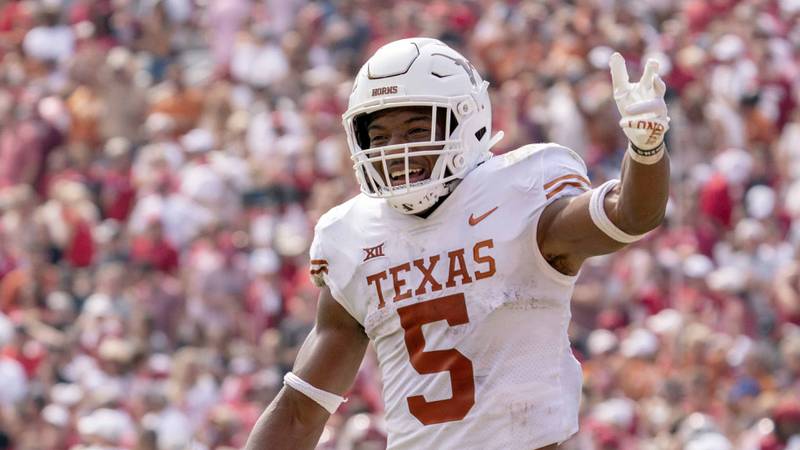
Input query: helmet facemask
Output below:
<box><xmin>345</xmin><ymin>96</ymin><xmax>490</xmax><ymax>214</ymax></box>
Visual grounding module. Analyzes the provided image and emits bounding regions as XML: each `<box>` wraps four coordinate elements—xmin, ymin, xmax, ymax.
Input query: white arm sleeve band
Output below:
<box><xmin>283</xmin><ymin>372</ymin><xmax>347</xmax><ymax>414</ymax></box>
<box><xmin>589</xmin><ymin>180</ymin><xmax>648</xmax><ymax>244</ymax></box>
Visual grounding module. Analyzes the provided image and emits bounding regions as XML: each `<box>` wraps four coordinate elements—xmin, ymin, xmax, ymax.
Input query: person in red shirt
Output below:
<box><xmin>95</xmin><ymin>137</ymin><xmax>136</xmax><ymax>222</ymax></box>
<box><xmin>130</xmin><ymin>218</ymin><xmax>179</xmax><ymax>274</ymax></box>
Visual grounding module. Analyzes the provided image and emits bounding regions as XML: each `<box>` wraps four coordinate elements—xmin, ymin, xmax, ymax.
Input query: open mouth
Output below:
<box><xmin>388</xmin><ymin>164</ymin><xmax>429</xmax><ymax>187</ymax></box>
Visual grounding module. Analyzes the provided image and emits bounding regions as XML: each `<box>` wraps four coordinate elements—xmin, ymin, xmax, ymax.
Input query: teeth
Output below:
<box><xmin>390</xmin><ymin>168</ymin><xmax>424</xmax><ymax>180</ymax></box>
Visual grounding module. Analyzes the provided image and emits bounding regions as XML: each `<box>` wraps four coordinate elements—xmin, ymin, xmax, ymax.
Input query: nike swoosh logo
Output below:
<box><xmin>468</xmin><ymin>206</ymin><xmax>498</xmax><ymax>226</ymax></box>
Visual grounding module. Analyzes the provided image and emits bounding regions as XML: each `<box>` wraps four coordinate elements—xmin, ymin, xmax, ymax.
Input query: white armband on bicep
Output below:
<box><xmin>283</xmin><ymin>372</ymin><xmax>348</xmax><ymax>414</ymax></box>
<box><xmin>589</xmin><ymin>180</ymin><xmax>647</xmax><ymax>244</ymax></box>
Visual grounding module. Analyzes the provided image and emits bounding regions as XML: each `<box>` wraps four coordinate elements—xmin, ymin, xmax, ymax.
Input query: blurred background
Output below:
<box><xmin>0</xmin><ymin>0</ymin><xmax>799</xmax><ymax>448</ymax></box>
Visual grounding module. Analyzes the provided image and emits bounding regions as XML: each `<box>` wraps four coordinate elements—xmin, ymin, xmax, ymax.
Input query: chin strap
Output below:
<box><xmin>487</xmin><ymin>131</ymin><xmax>505</xmax><ymax>150</ymax></box>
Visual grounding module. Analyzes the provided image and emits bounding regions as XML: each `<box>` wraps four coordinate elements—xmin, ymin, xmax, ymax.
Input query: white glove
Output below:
<box><xmin>609</xmin><ymin>53</ymin><xmax>670</xmax><ymax>161</ymax></box>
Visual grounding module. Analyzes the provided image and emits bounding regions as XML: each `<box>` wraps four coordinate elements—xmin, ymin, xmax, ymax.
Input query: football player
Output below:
<box><xmin>245</xmin><ymin>38</ymin><xmax>669</xmax><ymax>450</ymax></box>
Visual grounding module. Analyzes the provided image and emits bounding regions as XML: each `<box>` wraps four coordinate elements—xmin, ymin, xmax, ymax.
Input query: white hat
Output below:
<box><xmin>745</xmin><ymin>185</ymin><xmax>776</xmax><ymax>220</ymax></box>
<box><xmin>679</xmin><ymin>413</ymin><xmax>721</xmax><ymax>441</ymax></box>
<box><xmin>735</xmin><ymin>218</ymin><xmax>766</xmax><ymax>243</ymax></box>
<box><xmin>0</xmin><ymin>359</ymin><xmax>27</xmax><ymax>406</ymax></box>
<box><xmin>230</xmin><ymin>356</ymin><xmax>255</xmax><ymax>375</ymax></box>
<box><xmin>250</xmin><ymin>248</ymin><xmax>280</xmax><ymax>275</ymax></box>
<box><xmin>180</xmin><ymin>165</ymin><xmax>224</xmax><ymax>204</ymax></box>
<box><xmin>588</xmin><ymin>46</ymin><xmax>614</xmax><ymax>70</ymax></box>
<box><xmin>77</xmin><ymin>408</ymin><xmax>133</xmax><ymax>443</ymax></box>
<box><xmin>683</xmin><ymin>254</ymin><xmax>714</xmax><ymax>279</ymax></box>
<box><xmin>98</xmin><ymin>338</ymin><xmax>135</xmax><ymax>363</ymax></box>
<box><xmin>587</xmin><ymin>329</ymin><xmax>618</xmax><ymax>356</ymax></box>
<box><xmin>82</xmin><ymin>293</ymin><xmax>113</xmax><ymax>317</ymax></box>
<box><xmin>37</xmin><ymin>96</ymin><xmax>69</xmax><ymax>131</ymax></box>
<box><xmin>149</xmin><ymin>409</ymin><xmax>192</xmax><ymax>449</ymax></box>
<box><xmin>42</xmin><ymin>403</ymin><xmax>70</xmax><ymax>427</ymax></box>
<box><xmin>145</xmin><ymin>113</ymin><xmax>176</xmax><ymax>135</ymax></box>
<box><xmin>181</xmin><ymin>128</ymin><xmax>215</xmax><ymax>154</ymax></box>
<box><xmin>106</xmin><ymin>46</ymin><xmax>132</xmax><ymax>70</ymax></box>
<box><xmin>148</xmin><ymin>353</ymin><xmax>172</xmax><ymax>375</ymax></box>
<box><xmin>713</xmin><ymin>148</ymin><xmax>753</xmax><ymax>186</ymax></box>
<box><xmin>685</xmin><ymin>433</ymin><xmax>733</xmax><ymax>450</ymax></box>
<box><xmin>621</xmin><ymin>328</ymin><xmax>659</xmax><ymax>358</ymax></box>
<box><xmin>104</xmin><ymin>137</ymin><xmax>132</xmax><ymax>159</ymax></box>
<box><xmin>303</xmin><ymin>65</ymin><xmax>341</xmax><ymax>87</ymax></box>
<box><xmin>51</xmin><ymin>383</ymin><xmax>84</xmax><ymax>406</ymax></box>
<box><xmin>592</xmin><ymin>397</ymin><xmax>636</xmax><ymax>428</ymax></box>
<box><xmin>46</xmin><ymin>291</ymin><xmax>74</xmax><ymax>312</ymax></box>
<box><xmin>712</xmin><ymin>34</ymin><xmax>745</xmax><ymax>61</ymax></box>
<box><xmin>647</xmin><ymin>308</ymin><xmax>684</xmax><ymax>335</ymax></box>
<box><xmin>707</xmin><ymin>266</ymin><xmax>748</xmax><ymax>293</ymax></box>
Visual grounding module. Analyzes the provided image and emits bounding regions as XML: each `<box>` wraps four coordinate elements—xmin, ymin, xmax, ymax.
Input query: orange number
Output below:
<box><xmin>396</xmin><ymin>293</ymin><xmax>475</xmax><ymax>425</ymax></box>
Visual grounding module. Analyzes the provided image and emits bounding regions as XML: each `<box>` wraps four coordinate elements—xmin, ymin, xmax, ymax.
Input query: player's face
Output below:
<box><xmin>366</xmin><ymin>106</ymin><xmax>445</xmax><ymax>187</ymax></box>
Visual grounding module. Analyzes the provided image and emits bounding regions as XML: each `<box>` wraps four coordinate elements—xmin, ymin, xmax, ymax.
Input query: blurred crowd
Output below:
<box><xmin>0</xmin><ymin>0</ymin><xmax>799</xmax><ymax>448</ymax></box>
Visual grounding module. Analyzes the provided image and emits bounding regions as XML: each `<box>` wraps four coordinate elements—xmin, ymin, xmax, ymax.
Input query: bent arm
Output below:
<box><xmin>245</xmin><ymin>287</ymin><xmax>369</xmax><ymax>450</ymax></box>
<box><xmin>612</xmin><ymin>146</ymin><xmax>670</xmax><ymax>234</ymax></box>
<box><xmin>538</xmin><ymin>148</ymin><xmax>670</xmax><ymax>274</ymax></box>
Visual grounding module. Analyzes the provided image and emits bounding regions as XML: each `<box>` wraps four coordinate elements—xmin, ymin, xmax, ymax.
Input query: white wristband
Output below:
<box><xmin>589</xmin><ymin>180</ymin><xmax>648</xmax><ymax>244</ymax></box>
<box><xmin>283</xmin><ymin>372</ymin><xmax>347</xmax><ymax>414</ymax></box>
<box><xmin>627</xmin><ymin>142</ymin><xmax>665</xmax><ymax>165</ymax></box>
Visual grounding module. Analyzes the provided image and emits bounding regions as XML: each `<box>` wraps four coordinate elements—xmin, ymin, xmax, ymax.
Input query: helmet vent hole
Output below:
<box><xmin>475</xmin><ymin>127</ymin><xmax>487</xmax><ymax>141</ymax></box>
<box><xmin>449</xmin><ymin>111</ymin><xmax>458</xmax><ymax>135</ymax></box>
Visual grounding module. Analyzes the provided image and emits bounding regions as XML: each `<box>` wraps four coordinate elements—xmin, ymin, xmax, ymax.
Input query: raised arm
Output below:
<box><xmin>245</xmin><ymin>287</ymin><xmax>369</xmax><ymax>450</ymax></box>
<box><xmin>538</xmin><ymin>53</ymin><xmax>670</xmax><ymax>275</ymax></box>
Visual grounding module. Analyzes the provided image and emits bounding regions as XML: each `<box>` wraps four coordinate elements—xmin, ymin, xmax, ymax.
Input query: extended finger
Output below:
<box><xmin>654</xmin><ymin>74</ymin><xmax>666</xmax><ymax>97</ymax></box>
<box><xmin>641</xmin><ymin>59</ymin><xmax>660</xmax><ymax>89</ymax></box>
<box><xmin>609</xmin><ymin>52</ymin><xmax>630</xmax><ymax>92</ymax></box>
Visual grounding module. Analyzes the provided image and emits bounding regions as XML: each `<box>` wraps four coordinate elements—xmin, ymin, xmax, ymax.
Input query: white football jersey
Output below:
<box><xmin>310</xmin><ymin>144</ymin><xmax>591</xmax><ymax>450</ymax></box>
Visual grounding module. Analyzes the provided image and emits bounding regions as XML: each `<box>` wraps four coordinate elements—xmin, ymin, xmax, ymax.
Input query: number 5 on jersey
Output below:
<box><xmin>397</xmin><ymin>293</ymin><xmax>475</xmax><ymax>425</ymax></box>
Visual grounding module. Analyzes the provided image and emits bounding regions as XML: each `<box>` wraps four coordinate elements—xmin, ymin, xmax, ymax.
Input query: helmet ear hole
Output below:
<box><xmin>474</xmin><ymin>127</ymin><xmax>487</xmax><ymax>142</ymax></box>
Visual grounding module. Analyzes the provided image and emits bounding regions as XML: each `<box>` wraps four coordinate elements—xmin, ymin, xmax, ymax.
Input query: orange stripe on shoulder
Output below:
<box><xmin>310</xmin><ymin>267</ymin><xmax>329</xmax><ymax>275</ymax></box>
<box><xmin>546</xmin><ymin>181</ymin><xmax>590</xmax><ymax>199</ymax></box>
<box><xmin>544</xmin><ymin>173</ymin><xmax>591</xmax><ymax>190</ymax></box>
<box><xmin>310</xmin><ymin>259</ymin><xmax>328</xmax><ymax>265</ymax></box>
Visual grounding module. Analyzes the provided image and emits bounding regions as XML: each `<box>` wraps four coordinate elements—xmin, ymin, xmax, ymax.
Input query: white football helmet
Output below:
<box><xmin>343</xmin><ymin>38</ymin><xmax>503</xmax><ymax>214</ymax></box>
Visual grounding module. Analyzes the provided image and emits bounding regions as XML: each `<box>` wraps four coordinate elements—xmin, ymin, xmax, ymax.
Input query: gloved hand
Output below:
<box><xmin>609</xmin><ymin>52</ymin><xmax>670</xmax><ymax>156</ymax></box>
